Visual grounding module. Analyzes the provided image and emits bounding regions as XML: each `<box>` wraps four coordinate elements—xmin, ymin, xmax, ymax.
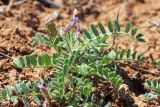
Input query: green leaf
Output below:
<box><xmin>125</xmin><ymin>21</ymin><xmax>131</xmax><ymax>33</ymax></box>
<box><xmin>83</xmin><ymin>29</ymin><xmax>92</xmax><ymax>39</ymax></box>
<box><xmin>83</xmin><ymin>86</ymin><xmax>91</xmax><ymax>96</ymax></box>
<box><xmin>33</xmin><ymin>96</ymin><xmax>41</xmax><ymax>105</ymax></box>
<box><xmin>136</xmin><ymin>33</ymin><xmax>144</xmax><ymax>39</ymax></box>
<box><xmin>96</xmin><ymin>42</ymin><xmax>108</xmax><ymax>47</ymax></box>
<box><xmin>98</xmin><ymin>99</ymin><xmax>103</xmax><ymax>107</ymax></box>
<box><xmin>22</xmin><ymin>98</ymin><xmax>30</xmax><ymax>107</ymax></box>
<box><xmin>91</xmin><ymin>24</ymin><xmax>99</xmax><ymax>36</ymax></box>
<box><xmin>98</xmin><ymin>65</ymin><xmax>103</xmax><ymax>75</ymax></box>
<box><xmin>45</xmin><ymin>19</ymin><xmax>58</xmax><ymax>37</ymax></box>
<box><xmin>14</xmin><ymin>83</ymin><xmax>22</xmax><ymax>94</ymax></box>
<box><xmin>5</xmin><ymin>86</ymin><xmax>12</xmax><ymax>97</ymax></box>
<box><xmin>108</xmin><ymin>21</ymin><xmax>113</xmax><ymax>33</ymax></box>
<box><xmin>38</xmin><ymin>55</ymin><xmax>45</xmax><ymax>66</ymax></box>
<box><xmin>25</xmin><ymin>56</ymin><xmax>31</xmax><ymax>66</ymax></box>
<box><xmin>32</xmin><ymin>34</ymin><xmax>51</xmax><ymax>46</ymax></box>
<box><xmin>131</xmin><ymin>27</ymin><xmax>138</xmax><ymax>36</ymax></box>
<box><xmin>52</xmin><ymin>53</ymin><xmax>60</xmax><ymax>64</ymax></box>
<box><xmin>62</xmin><ymin>64</ymin><xmax>69</xmax><ymax>76</ymax></box>
<box><xmin>91</xmin><ymin>93</ymin><xmax>95</xmax><ymax>101</ymax></box>
<box><xmin>152</xmin><ymin>60</ymin><xmax>160</xmax><ymax>65</ymax></box>
<box><xmin>53</xmin><ymin>36</ymin><xmax>63</xmax><ymax>47</ymax></box>
<box><xmin>132</xmin><ymin>51</ymin><xmax>137</xmax><ymax>59</ymax></box>
<box><xmin>151</xmin><ymin>80</ymin><xmax>156</xmax><ymax>88</ymax></box>
<box><xmin>137</xmin><ymin>53</ymin><xmax>144</xmax><ymax>62</ymax></box>
<box><xmin>1</xmin><ymin>89</ymin><xmax>7</xmax><ymax>97</ymax></box>
<box><xmin>11</xmin><ymin>96</ymin><xmax>18</xmax><ymax>104</ymax></box>
<box><xmin>103</xmin><ymin>68</ymin><xmax>111</xmax><ymax>78</ymax></box>
<box><xmin>114</xmin><ymin>20</ymin><xmax>120</xmax><ymax>32</ymax></box>
<box><xmin>19</xmin><ymin>57</ymin><xmax>25</xmax><ymax>67</ymax></box>
<box><xmin>102</xmin><ymin>55</ymin><xmax>113</xmax><ymax>65</ymax></box>
<box><xmin>77</xmin><ymin>37</ymin><xmax>84</xmax><ymax>44</ymax></box>
<box><xmin>116</xmin><ymin>78</ymin><xmax>123</xmax><ymax>87</ymax></box>
<box><xmin>137</xmin><ymin>37</ymin><xmax>146</xmax><ymax>42</ymax></box>
<box><xmin>98</xmin><ymin>22</ymin><xmax>106</xmax><ymax>34</ymax></box>
<box><xmin>20</xmin><ymin>82</ymin><xmax>29</xmax><ymax>94</ymax></box>
<box><xmin>126</xmin><ymin>49</ymin><xmax>131</xmax><ymax>58</ymax></box>
<box><xmin>108</xmin><ymin>72</ymin><xmax>116</xmax><ymax>79</ymax></box>
<box><xmin>43</xmin><ymin>54</ymin><xmax>51</xmax><ymax>66</ymax></box>
<box><xmin>68</xmin><ymin>51</ymin><xmax>78</xmax><ymax>66</ymax></box>
<box><xmin>30</xmin><ymin>55</ymin><xmax>37</xmax><ymax>66</ymax></box>
<box><xmin>111</xmin><ymin>78</ymin><xmax>117</xmax><ymax>86</ymax></box>
<box><xmin>66</xmin><ymin>32</ymin><xmax>74</xmax><ymax>47</ymax></box>
<box><xmin>12</xmin><ymin>58</ymin><xmax>22</xmax><ymax>68</ymax></box>
<box><xmin>108</xmin><ymin>50</ymin><xmax>117</xmax><ymax>59</ymax></box>
<box><xmin>120</xmin><ymin>49</ymin><xmax>125</xmax><ymax>59</ymax></box>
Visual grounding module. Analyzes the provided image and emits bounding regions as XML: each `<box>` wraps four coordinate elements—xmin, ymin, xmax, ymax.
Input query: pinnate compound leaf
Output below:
<box><xmin>145</xmin><ymin>80</ymin><xmax>160</xmax><ymax>95</ymax></box>
<box><xmin>12</xmin><ymin>54</ymin><xmax>55</xmax><ymax>68</ymax></box>
<box><xmin>32</xmin><ymin>34</ymin><xmax>51</xmax><ymax>46</ymax></box>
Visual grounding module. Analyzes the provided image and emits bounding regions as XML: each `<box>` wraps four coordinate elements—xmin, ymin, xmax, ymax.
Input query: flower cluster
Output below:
<box><xmin>37</xmin><ymin>83</ymin><xmax>46</xmax><ymax>92</ymax></box>
<box><xmin>63</xmin><ymin>9</ymin><xmax>81</xmax><ymax>36</ymax></box>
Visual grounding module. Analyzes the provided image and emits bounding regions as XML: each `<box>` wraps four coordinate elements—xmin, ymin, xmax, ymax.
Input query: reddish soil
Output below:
<box><xmin>0</xmin><ymin>0</ymin><xmax>159</xmax><ymax>106</ymax></box>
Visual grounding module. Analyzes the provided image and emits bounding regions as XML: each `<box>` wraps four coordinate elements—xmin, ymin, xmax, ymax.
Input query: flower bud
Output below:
<box><xmin>76</xmin><ymin>25</ymin><xmax>81</xmax><ymax>36</ymax></box>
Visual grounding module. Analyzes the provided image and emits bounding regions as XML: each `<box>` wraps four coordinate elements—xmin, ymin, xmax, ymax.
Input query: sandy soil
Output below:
<box><xmin>0</xmin><ymin>0</ymin><xmax>159</xmax><ymax>106</ymax></box>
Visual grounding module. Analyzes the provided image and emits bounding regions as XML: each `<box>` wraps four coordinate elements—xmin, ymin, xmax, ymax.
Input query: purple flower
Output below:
<box><xmin>76</xmin><ymin>25</ymin><xmax>81</xmax><ymax>36</ymax></box>
<box><xmin>70</xmin><ymin>16</ymin><xmax>79</xmax><ymax>27</ymax></box>
<box><xmin>72</xmin><ymin>9</ymin><xmax>78</xmax><ymax>19</ymax></box>
<box><xmin>63</xmin><ymin>24</ymin><xmax>70</xmax><ymax>32</ymax></box>
<box><xmin>63</xmin><ymin>9</ymin><xmax>79</xmax><ymax>33</ymax></box>
<box><xmin>42</xmin><ymin>101</ymin><xmax>47</xmax><ymax>107</ymax></box>
<box><xmin>37</xmin><ymin>83</ymin><xmax>51</xmax><ymax>106</ymax></box>
<box><xmin>37</xmin><ymin>83</ymin><xmax>46</xmax><ymax>91</ymax></box>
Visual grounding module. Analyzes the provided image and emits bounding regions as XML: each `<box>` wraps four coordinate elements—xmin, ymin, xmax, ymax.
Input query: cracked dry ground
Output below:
<box><xmin>0</xmin><ymin>0</ymin><xmax>159</xmax><ymax>106</ymax></box>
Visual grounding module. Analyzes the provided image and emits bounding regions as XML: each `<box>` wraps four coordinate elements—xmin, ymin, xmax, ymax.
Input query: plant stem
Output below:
<box><xmin>116</xmin><ymin>62</ymin><xmax>160</xmax><ymax>76</ymax></box>
<box><xmin>111</xmin><ymin>7</ymin><xmax>121</xmax><ymax>48</ymax></box>
<box><xmin>112</xmin><ymin>36</ymin><xmax>116</xmax><ymax>48</ymax></box>
<box><xmin>0</xmin><ymin>52</ymin><xmax>13</xmax><ymax>59</ymax></box>
<box><xmin>63</xmin><ymin>34</ymin><xmax>72</xmax><ymax>53</ymax></box>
